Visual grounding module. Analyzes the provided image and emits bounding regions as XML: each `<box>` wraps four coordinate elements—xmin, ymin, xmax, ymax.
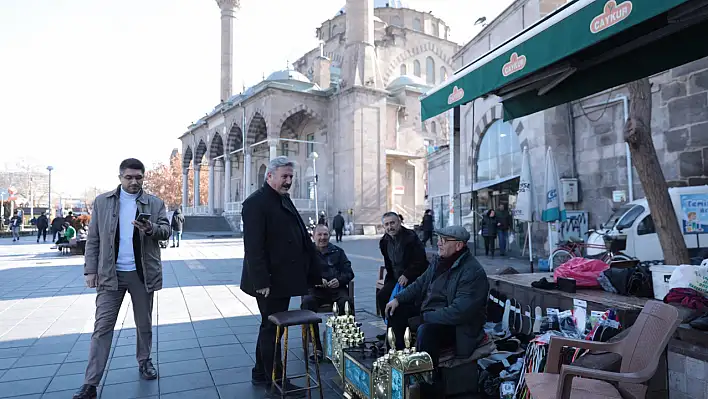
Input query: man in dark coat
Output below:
<box><xmin>496</xmin><ymin>203</ymin><xmax>513</xmax><ymax>256</ymax></box>
<box><xmin>51</xmin><ymin>215</ymin><xmax>65</xmax><ymax>242</ymax></box>
<box><xmin>36</xmin><ymin>212</ymin><xmax>49</xmax><ymax>243</ymax></box>
<box><xmin>376</xmin><ymin>212</ymin><xmax>428</xmax><ymax>321</ymax></box>
<box><xmin>385</xmin><ymin>225</ymin><xmax>488</xmax><ymax>394</ymax></box>
<box><xmin>421</xmin><ymin>209</ymin><xmax>434</xmax><ymax>248</ymax></box>
<box><xmin>170</xmin><ymin>207</ymin><xmax>184</xmax><ymax>247</ymax></box>
<box><xmin>241</xmin><ymin>156</ymin><xmax>320</xmax><ymax>392</ymax></box>
<box><xmin>332</xmin><ymin>211</ymin><xmax>345</xmax><ymax>243</ymax></box>
<box><xmin>301</xmin><ymin>224</ymin><xmax>354</xmax><ymax>360</ymax></box>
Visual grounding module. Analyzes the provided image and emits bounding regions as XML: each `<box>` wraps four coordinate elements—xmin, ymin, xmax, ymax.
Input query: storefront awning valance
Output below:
<box><xmin>420</xmin><ymin>0</ymin><xmax>708</xmax><ymax>121</ymax></box>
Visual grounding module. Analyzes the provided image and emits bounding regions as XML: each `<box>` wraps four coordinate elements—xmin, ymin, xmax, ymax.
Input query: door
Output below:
<box><xmin>631</xmin><ymin>213</ymin><xmax>663</xmax><ymax>261</ymax></box>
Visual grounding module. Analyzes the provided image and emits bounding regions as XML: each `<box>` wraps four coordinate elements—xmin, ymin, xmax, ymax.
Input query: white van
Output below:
<box><xmin>586</xmin><ymin>186</ymin><xmax>708</xmax><ymax>261</ymax></box>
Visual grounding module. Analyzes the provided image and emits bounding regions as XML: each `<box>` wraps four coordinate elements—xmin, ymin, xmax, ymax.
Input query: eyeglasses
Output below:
<box><xmin>438</xmin><ymin>237</ymin><xmax>460</xmax><ymax>244</ymax></box>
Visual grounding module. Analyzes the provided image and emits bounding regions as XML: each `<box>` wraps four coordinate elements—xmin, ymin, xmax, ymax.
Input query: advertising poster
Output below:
<box><xmin>680</xmin><ymin>194</ymin><xmax>708</xmax><ymax>234</ymax></box>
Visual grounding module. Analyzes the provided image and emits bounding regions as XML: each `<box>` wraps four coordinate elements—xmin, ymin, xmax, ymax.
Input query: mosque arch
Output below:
<box><xmin>182</xmin><ymin>146</ymin><xmax>193</xmax><ymax>171</ymax></box>
<box><xmin>227</xmin><ymin>124</ymin><xmax>243</xmax><ymax>154</ymax></box>
<box><xmin>194</xmin><ymin>140</ymin><xmax>208</xmax><ymax>166</ymax></box>
<box><xmin>381</xmin><ymin>43</ymin><xmax>454</xmax><ymax>85</ymax></box>
<box><xmin>246</xmin><ymin>112</ymin><xmax>268</xmax><ymax>145</ymax></box>
<box><xmin>275</xmin><ymin>104</ymin><xmax>326</xmax><ymax>134</ymax></box>
<box><xmin>257</xmin><ymin>164</ymin><xmax>267</xmax><ymax>187</ymax></box>
<box><xmin>208</xmin><ymin>132</ymin><xmax>224</xmax><ymax>160</ymax></box>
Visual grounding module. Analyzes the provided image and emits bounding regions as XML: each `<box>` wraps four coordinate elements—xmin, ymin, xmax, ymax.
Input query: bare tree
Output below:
<box><xmin>624</xmin><ymin>77</ymin><xmax>690</xmax><ymax>265</ymax></box>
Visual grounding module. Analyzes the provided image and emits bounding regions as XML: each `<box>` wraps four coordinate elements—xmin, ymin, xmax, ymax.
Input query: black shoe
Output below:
<box><xmin>531</xmin><ymin>277</ymin><xmax>557</xmax><ymax>290</ymax></box>
<box><xmin>171</xmin><ymin>244</ymin><xmax>175</xmax><ymax>248</ymax></box>
<box><xmin>72</xmin><ymin>384</ymin><xmax>97</xmax><ymax>399</ymax></box>
<box><xmin>139</xmin><ymin>359</ymin><xmax>158</xmax><ymax>380</ymax></box>
<box><xmin>176</xmin><ymin>243</ymin><xmax>180</xmax><ymax>247</ymax></box>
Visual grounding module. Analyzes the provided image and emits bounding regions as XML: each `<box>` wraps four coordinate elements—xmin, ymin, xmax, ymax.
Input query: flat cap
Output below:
<box><xmin>436</xmin><ymin>225</ymin><xmax>471</xmax><ymax>242</ymax></box>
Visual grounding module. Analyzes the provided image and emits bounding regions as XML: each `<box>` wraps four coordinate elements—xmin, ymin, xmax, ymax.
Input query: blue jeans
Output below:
<box><xmin>498</xmin><ymin>230</ymin><xmax>508</xmax><ymax>255</ymax></box>
<box><xmin>172</xmin><ymin>231</ymin><xmax>182</xmax><ymax>246</ymax></box>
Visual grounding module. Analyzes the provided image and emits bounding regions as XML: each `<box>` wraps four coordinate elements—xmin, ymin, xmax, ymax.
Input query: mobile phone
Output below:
<box><xmin>136</xmin><ymin>213</ymin><xmax>151</xmax><ymax>223</ymax></box>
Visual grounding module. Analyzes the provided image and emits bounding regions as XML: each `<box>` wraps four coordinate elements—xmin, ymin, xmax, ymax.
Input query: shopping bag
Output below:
<box><xmin>668</xmin><ymin>265</ymin><xmax>708</xmax><ymax>296</ymax></box>
<box><xmin>384</xmin><ymin>283</ymin><xmax>404</xmax><ymax>325</ymax></box>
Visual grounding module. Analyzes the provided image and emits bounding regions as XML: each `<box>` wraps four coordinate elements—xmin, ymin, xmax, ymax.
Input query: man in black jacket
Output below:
<box><xmin>241</xmin><ymin>156</ymin><xmax>320</xmax><ymax>393</ymax></box>
<box><xmin>170</xmin><ymin>207</ymin><xmax>184</xmax><ymax>247</ymax></box>
<box><xmin>376</xmin><ymin>212</ymin><xmax>428</xmax><ymax>321</ymax></box>
<box><xmin>301</xmin><ymin>224</ymin><xmax>355</xmax><ymax>360</ymax></box>
<box><xmin>36</xmin><ymin>212</ymin><xmax>49</xmax><ymax>243</ymax></box>
<box><xmin>421</xmin><ymin>209</ymin><xmax>434</xmax><ymax>248</ymax></box>
<box><xmin>332</xmin><ymin>211</ymin><xmax>345</xmax><ymax>243</ymax></box>
<box><xmin>385</xmin><ymin>225</ymin><xmax>488</xmax><ymax>375</ymax></box>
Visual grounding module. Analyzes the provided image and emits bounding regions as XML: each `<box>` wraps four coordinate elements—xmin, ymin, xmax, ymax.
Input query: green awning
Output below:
<box><xmin>420</xmin><ymin>0</ymin><xmax>708</xmax><ymax>121</ymax></box>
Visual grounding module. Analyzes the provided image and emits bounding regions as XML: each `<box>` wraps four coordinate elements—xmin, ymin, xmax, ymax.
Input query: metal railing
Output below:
<box><xmin>224</xmin><ymin>202</ymin><xmax>242</xmax><ymax>215</ymax></box>
<box><xmin>184</xmin><ymin>206</ymin><xmax>210</xmax><ymax>216</ymax></box>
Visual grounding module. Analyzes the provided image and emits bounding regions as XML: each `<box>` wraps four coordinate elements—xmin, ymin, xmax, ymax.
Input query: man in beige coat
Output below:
<box><xmin>73</xmin><ymin>158</ymin><xmax>171</xmax><ymax>399</ymax></box>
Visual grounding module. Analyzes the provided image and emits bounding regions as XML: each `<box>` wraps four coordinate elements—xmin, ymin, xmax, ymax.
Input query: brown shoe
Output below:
<box><xmin>72</xmin><ymin>384</ymin><xmax>97</xmax><ymax>399</ymax></box>
<box><xmin>139</xmin><ymin>359</ymin><xmax>158</xmax><ymax>380</ymax></box>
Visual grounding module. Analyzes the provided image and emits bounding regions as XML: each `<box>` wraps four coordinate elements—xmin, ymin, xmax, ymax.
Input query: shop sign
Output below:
<box><xmin>393</xmin><ymin>186</ymin><xmax>405</xmax><ymax>195</ymax></box>
<box><xmin>447</xmin><ymin>86</ymin><xmax>465</xmax><ymax>105</ymax></box>
<box><xmin>502</xmin><ymin>52</ymin><xmax>527</xmax><ymax>77</ymax></box>
<box><xmin>590</xmin><ymin>0</ymin><xmax>633</xmax><ymax>34</ymax></box>
<box><xmin>680</xmin><ymin>194</ymin><xmax>708</xmax><ymax>234</ymax></box>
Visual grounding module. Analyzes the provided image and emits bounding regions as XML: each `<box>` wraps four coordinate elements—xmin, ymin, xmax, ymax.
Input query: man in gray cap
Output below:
<box><xmin>385</xmin><ymin>225</ymin><xmax>489</xmax><ymax>370</ymax></box>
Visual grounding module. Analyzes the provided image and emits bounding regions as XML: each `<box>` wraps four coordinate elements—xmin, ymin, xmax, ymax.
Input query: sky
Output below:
<box><xmin>0</xmin><ymin>0</ymin><xmax>514</xmax><ymax>196</ymax></box>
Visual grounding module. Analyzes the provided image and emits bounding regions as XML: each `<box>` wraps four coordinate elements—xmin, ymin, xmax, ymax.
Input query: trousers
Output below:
<box><xmin>300</xmin><ymin>287</ymin><xmax>354</xmax><ymax>350</ymax></box>
<box><xmin>84</xmin><ymin>271</ymin><xmax>154</xmax><ymax>386</ymax></box>
<box><xmin>252</xmin><ymin>296</ymin><xmax>290</xmax><ymax>381</ymax></box>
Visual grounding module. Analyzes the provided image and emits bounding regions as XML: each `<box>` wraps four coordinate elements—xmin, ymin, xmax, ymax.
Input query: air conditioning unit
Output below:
<box><xmin>561</xmin><ymin>178</ymin><xmax>579</xmax><ymax>203</ymax></box>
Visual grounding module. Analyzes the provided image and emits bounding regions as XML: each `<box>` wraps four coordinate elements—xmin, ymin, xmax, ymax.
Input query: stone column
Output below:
<box><xmin>194</xmin><ymin>163</ymin><xmax>201</xmax><ymax>207</ymax></box>
<box><xmin>216</xmin><ymin>0</ymin><xmax>240</xmax><ymax>102</ymax></box>
<box><xmin>224</xmin><ymin>155</ymin><xmax>232</xmax><ymax>207</ymax></box>
<box><xmin>448</xmin><ymin>107</ymin><xmax>460</xmax><ymax>226</ymax></box>
<box><xmin>244</xmin><ymin>150</ymin><xmax>252</xmax><ymax>198</ymax></box>
<box><xmin>268</xmin><ymin>138</ymin><xmax>278</xmax><ymax>160</ymax></box>
<box><xmin>208</xmin><ymin>161</ymin><xmax>216</xmax><ymax>214</ymax></box>
<box><xmin>182</xmin><ymin>170</ymin><xmax>189</xmax><ymax>210</ymax></box>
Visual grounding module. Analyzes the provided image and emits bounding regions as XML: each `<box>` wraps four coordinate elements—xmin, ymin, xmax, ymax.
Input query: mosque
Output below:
<box><xmin>178</xmin><ymin>0</ymin><xmax>459</xmax><ymax>230</ymax></box>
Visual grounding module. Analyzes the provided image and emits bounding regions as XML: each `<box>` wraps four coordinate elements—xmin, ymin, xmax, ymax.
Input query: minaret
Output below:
<box><xmin>216</xmin><ymin>0</ymin><xmax>239</xmax><ymax>102</ymax></box>
<box><xmin>342</xmin><ymin>0</ymin><xmax>382</xmax><ymax>88</ymax></box>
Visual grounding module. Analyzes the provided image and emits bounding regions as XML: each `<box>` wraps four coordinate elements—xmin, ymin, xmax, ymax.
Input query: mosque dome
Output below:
<box><xmin>386</xmin><ymin>74</ymin><xmax>429</xmax><ymax>90</ymax></box>
<box><xmin>265</xmin><ymin>69</ymin><xmax>312</xmax><ymax>84</ymax></box>
<box><xmin>338</xmin><ymin>0</ymin><xmax>405</xmax><ymax>15</ymax></box>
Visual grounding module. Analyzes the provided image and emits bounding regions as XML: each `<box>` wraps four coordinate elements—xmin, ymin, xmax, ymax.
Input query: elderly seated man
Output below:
<box><xmin>385</xmin><ymin>226</ymin><xmax>488</xmax><ymax>386</ymax></box>
<box><xmin>301</xmin><ymin>224</ymin><xmax>355</xmax><ymax>361</ymax></box>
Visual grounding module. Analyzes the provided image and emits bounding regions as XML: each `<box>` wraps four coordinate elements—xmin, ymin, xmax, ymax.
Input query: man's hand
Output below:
<box><xmin>85</xmin><ymin>274</ymin><xmax>97</xmax><ymax>288</ymax></box>
<box><xmin>397</xmin><ymin>275</ymin><xmax>409</xmax><ymax>287</ymax></box>
<box><xmin>256</xmin><ymin>287</ymin><xmax>270</xmax><ymax>297</ymax></box>
<box><xmin>385</xmin><ymin>298</ymin><xmax>400</xmax><ymax>317</ymax></box>
<box><xmin>132</xmin><ymin>220</ymin><xmax>153</xmax><ymax>235</ymax></box>
<box><xmin>327</xmin><ymin>279</ymin><xmax>340</xmax><ymax>289</ymax></box>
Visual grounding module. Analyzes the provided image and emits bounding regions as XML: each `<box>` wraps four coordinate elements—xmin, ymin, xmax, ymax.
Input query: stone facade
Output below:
<box><xmin>178</xmin><ymin>0</ymin><xmax>459</xmax><ymax>229</ymax></box>
<box><xmin>426</xmin><ymin>0</ymin><xmax>708</xmax><ymax>253</ymax></box>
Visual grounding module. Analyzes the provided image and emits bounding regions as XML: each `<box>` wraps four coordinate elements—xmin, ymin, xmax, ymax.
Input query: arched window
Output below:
<box><xmin>413</xmin><ymin>60</ymin><xmax>421</xmax><ymax>77</ymax></box>
<box><xmin>331</xmin><ymin>24</ymin><xmax>338</xmax><ymax>36</ymax></box>
<box><xmin>426</xmin><ymin>57</ymin><xmax>435</xmax><ymax>85</ymax></box>
<box><xmin>391</xmin><ymin>15</ymin><xmax>402</xmax><ymax>27</ymax></box>
<box><xmin>431</xmin><ymin>121</ymin><xmax>437</xmax><ymax>134</ymax></box>
<box><xmin>475</xmin><ymin>120</ymin><xmax>522</xmax><ymax>188</ymax></box>
<box><xmin>413</xmin><ymin>18</ymin><xmax>422</xmax><ymax>32</ymax></box>
<box><xmin>400</xmin><ymin>64</ymin><xmax>407</xmax><ymax>76</ymax></box>
<box><xmin>440</xmin><ymin>67</ymin><xmax>448</xmax><ymax>83</ymax></box>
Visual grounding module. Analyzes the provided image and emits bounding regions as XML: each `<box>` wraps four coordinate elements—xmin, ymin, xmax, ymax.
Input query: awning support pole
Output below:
<box><xmin>448</xmin><ymin>106</ymin><xmax>461</xmax><ymax>226</ymax></box>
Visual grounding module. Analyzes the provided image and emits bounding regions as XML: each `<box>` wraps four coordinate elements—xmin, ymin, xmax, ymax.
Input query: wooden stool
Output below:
<box><xmin>267</xmin><ymin>309</ymin><xmax>324</xmax><ymax>399</ymax></box>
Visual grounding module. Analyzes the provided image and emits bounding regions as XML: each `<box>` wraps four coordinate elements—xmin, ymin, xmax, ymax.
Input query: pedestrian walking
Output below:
<box><xmin>481</xmin><ymin>209</ymin><xmax>498</xmax><ymax>257</ymax></box>
<box><xmin>170</xmin><ymin>207</ymin><xmax>184</xmax><ymax>247</ymax></box>
<box><xmin>36</xmin><ymin>211</ymin><xmax>49</xmax><ymax>243</ymax></box>
<box><xmin>72</xmin><ymin>158</ymin><xmax>171</xmax><ymax>399</ymax></box>
<box><xmin>332</xmin><ymin>210</ymin><xmax>345</xmax><ymax>243</ymax></box>
<box><xmin>421</xmin><ymin>209</ymin><xmax>435</xmax><ymax>248</ymax></box>
<box><xmin>9</xmin><ymin>211</ymin><xmax>21</xmax><ymax>242</ymax></box>
<box><xmin>240</xmin><ymin>156</ymin><xmax>320</xmax><ymax>394</ymax></box>
<box><xmin>496</xmin><ymin>203</ymin><xmax>513</xmax><ymax>256</ymax></box>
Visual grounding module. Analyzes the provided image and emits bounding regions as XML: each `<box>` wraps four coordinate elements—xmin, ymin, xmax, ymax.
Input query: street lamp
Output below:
<box><xmin>309</xmin><ymin>152</ymin><xmax>319</xmax><ymax>218</ymax></box>
<box><xmin>47</xmin><ymin>166</ymin><xmax>53</xmax><ymax>217</ymax></box>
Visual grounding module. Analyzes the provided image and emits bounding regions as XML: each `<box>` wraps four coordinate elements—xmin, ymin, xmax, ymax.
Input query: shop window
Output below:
<box><xmin>426</xmin><ymin>57</ymin><xmax>435</xmax><ymax>85</ymax></box>
<box><xmin>637</xmin><ymin>215</ymin><xmax>656</xmax><ymax>236</ymax></box>
<box><xmin>475</xmin><ymin>120</ymin><xmax>522</xmax><ymax>187</ymax></box>
<box><xmin>400</xmin><ymin>64</ymin><xmax>407</xmax><ymax>76</ymax></box>
<box><xmin>413</xmin><ymin>60</ymin><xmax>421</xmax><ymax>77</ymax></box>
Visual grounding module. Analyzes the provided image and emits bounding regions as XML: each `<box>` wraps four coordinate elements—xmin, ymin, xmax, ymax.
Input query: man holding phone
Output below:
<box><xmin>73</xmin><ymin>158</ymin><xmax>171</xmax><ymax>399</ymax></box>
<box><xmin>240</xmin><ymin>156</ymin><xmax>320</xmax><ymax>395</ymax></box>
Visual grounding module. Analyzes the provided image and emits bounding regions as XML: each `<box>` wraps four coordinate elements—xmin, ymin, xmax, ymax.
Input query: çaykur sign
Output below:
<box><xmin>590</xmin><ymin>0</ymin><xmax>633</xmax><ymax>34</ymax></box>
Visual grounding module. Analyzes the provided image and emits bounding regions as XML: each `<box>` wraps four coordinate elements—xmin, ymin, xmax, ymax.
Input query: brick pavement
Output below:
<box><xmin>0</xmin><ymin>235</ymin><xmax>528</xmax><ymax>398</ymax></box>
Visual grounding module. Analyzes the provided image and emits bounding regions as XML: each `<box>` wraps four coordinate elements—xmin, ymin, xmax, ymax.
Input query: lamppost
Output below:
<box><xmin>309</xmin><ymin>152</ymin><xmax>319</xmax><ymax>218</ymax></box>
<box><xmin>47</xmin><ymin>166</ymin><xmax>53</xmax><ymax>218</ymax></box>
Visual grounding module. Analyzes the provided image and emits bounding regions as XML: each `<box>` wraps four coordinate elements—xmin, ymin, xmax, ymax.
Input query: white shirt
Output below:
<box><xmin>116</xmin><ymin>188</ymin><xmax>139</xmax><ymax>272</ymax></box>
